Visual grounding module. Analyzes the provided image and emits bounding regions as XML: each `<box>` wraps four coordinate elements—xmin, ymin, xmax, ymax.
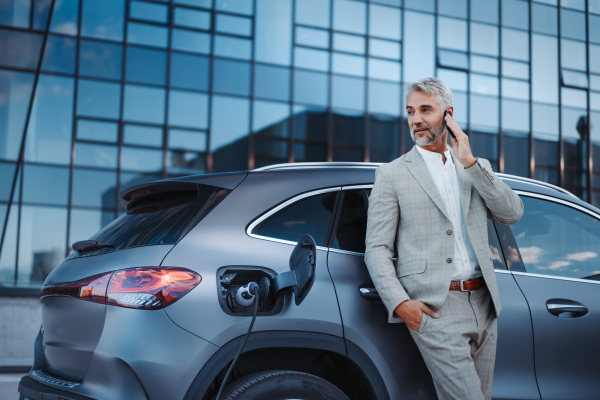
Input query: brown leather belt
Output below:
<box><xmin>449</xmin><ymin>277</ymin><xmax>486</xmax><ymax>291</ymax></box>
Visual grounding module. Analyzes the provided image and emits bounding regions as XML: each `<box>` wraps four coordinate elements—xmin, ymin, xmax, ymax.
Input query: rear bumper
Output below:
<box><xmin>19</xmin><ymin>375</ymin><xmax>95</xmax><ymax>400</ymax></box>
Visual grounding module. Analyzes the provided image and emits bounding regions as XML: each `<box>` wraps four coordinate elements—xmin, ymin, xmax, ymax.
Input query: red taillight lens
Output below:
<box><xmin>41</xmin><ymin>267</ymin><xmax>201</xmax><ymax>310</ymax></box>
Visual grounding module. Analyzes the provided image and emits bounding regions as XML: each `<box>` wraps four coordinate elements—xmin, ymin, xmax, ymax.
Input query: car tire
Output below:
<box><xmin>218</xmin><ymin>370</ymin><xmax>350</xmax><ymax>400</ymax></box>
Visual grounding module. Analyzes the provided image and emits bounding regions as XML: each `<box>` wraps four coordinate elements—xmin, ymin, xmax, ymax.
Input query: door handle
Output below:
<box><xmin>546</xmin><ymin>299</ymin><xmax>588</xmax><ymax>318</ymax></box>
<box><xmin>359</xmin><ymin>287</ymin><xmax>381</xmax><ymax>303</ymax></box>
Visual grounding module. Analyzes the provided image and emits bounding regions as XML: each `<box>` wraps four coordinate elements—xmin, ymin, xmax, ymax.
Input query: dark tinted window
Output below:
<box><xmin>332</xmin><ymin>190</ymin><xmax>367</xmax><ymax>253</ymax></box>
<box><xmin>252</xmin><ymin>191</ymin><xmax>337</xmax><ymax>246</ymax></box>
<box><xmin>510</xmin><ymin>196</ymin><xmax>600</xmax><ymax>281</ymax></box>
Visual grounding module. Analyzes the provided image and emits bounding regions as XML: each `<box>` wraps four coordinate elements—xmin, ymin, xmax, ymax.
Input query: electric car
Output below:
<box><xmin>19</xmin><ymin>162</ymin><xmax>600</xmax><ymax>400</ymax></box>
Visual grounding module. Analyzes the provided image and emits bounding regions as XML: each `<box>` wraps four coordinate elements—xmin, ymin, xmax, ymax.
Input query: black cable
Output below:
<box><xmin>215</xmin><ymin>285</ymin><xmax>260</xmax><ymax>400</ymax></box>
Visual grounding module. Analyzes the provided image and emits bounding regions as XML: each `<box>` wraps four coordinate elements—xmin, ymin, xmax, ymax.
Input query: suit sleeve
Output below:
<box><xmin>465</xmin><ymin>158</ymin><xmax>524</xmax><ymax>224</ymax></box>
<box><xmin>364</xmin><ymin>165</ymin><xmax>411</xmax><ymax>322</ymax></box>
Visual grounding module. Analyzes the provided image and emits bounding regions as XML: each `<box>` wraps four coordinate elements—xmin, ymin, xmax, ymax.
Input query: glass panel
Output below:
<box><xmin>591</xmin><ymin>14</ymin><xmax>600</xmax><ymax>44</ymax></box>
<box><xmin>369</xmin><ymin>4</ymin><xmax>400</xmax><ymax>40</ymax></box>
<box><xmin>293</xmin><ymin>105</ymin><xmax>327</xmax><ymax>142</ymax></box>
<box><xmin>22</xmin><ymin>164</ymin><xmax>69</xmax><ymax>206</ymax></box>
<box><xmin>333</xmin><ymin>33</ymin><xmax>365</xmax><ymax>54</ymax></box>
<box><xmin>167</xmin><ymin>150</ymin><xmax>206</xmax><ymax>175</ymax></box>
<box><xmin>470</xmin><ymin>74</ymin><xmax>499</xmax><ymax>96</ymax></box>
<box><xmin>254</xmin><ymin>63</ymin><xmax>290</xmax><ymax>101</ymax></box>
<box><xmin>77</xmin><ymin>78</ymin><xmax>121</xmax><ymax>118</ymax></box>
<box><xmin>471</xmin><ymin>0</ymin><xmax>498</xmax><ymax>24</ymax></box>
<box><xmin>0</xmin><ymin>162</ymin><xmax>16</xmax><ymax>201</ymax></box>
<box><xmin>168</xmin><ymin>90</ymin><xmax>209</xmax><ymax>129</ymax></box>
<box><xmin>369</xmin><ymin>39</ymin><xmax>400</xmax><ymax>60</ymax></box>
<box><xmin>403</xmin><ymin>12</ymin><xmax>434</xmax><ymax>83</ymax></box>
<box><xmin>533</xmin><ymin>102</ymin><xmax>559</xmax><ymax>184</ymax></box>
<box><xmin>296</xmin><ymin>27</ymin><xmax>329</xmax><ymax>49</ymax></box>
<box><xmin>333</xmin><ymin>145</ymin><xmax>363</xmax><ymax>162</ymax></box>
<box><xmin>170</xmin><ymin>53</ymin><xmax>209</xmax><ymax>91</ymax></box>
<box><xmin>0</xmin><ymin>71</ymin><xmax>35</xmax><ymax>161</ymax></box>
<box><xmin>370</xmin><ymin>115</ymin><xmax>399</xmax><ymax>161</ymax></box>
<box><xmin>81</xmin><ymin>0</ymin><xmax>125</xmax><ymax>41</ymax></box>
<box><xmin>333</xmin><ymin>0</ymin><xmax>366</xmax><ymax>35</ymax></box>
<box><xmin>560</xmin><ymin>9</ymin><xmax>585</xmax><ymax>40</ymax></box>
<box><xmin>502</xmin><ymin>98</ymin><xmax>530</xmax><ymax>134</ymax></box>
<box><xmin>50</xmin><ymin>0</ymin><xmax>79</xmax><ymax>35</ymax></box>
<box><xmin>532</xmin><ymin>34</ymin><xmax>558</xmax><ymax>104</ymax></box>
<box><xmin>561</xmin><ymin>39</ymin><xmax>586</xmax><ymax>71</ymax></box>
<box><xmin>438</xmin><ymin>50</ymin><xmax>468</xmax><ymax>70</ymax></box>
<box><xmin>562</xmin><ymin>70</ymin><xmax>589</xmax><ymax>89</ymax></box>
<box><xmin>25</xmin><ymin>75</ymin><xmax>73</xmax><ymax>165</ymax></box>
<box><xmin>295</xmin><ymin>47</ymin><xmax>330</xmax><ymax>72</ymax></box>
<box><xmin>332</xmin><ymin>53</ymin><xmax>365</xmax><ymax>77</ymax></box>
<box><xmin>174</xmin><ymin>0</ymin><xmax>212</xmax><ymax>7</ymax></box>
<box><xmin>253</xmin><ymin>100</ymin><xmax>289</xmax><ymax>136</ymax></box>
<box><xmin>294</xmin><ymin>141</ymin><xmax>327</xmax><ymax>162</ymax></box>
<box><xmin>503</xmin><ymin>131</ymin><xmax>529</xmax><ymax>177</ymax></box>
<box><xmin>33</xmin><ymin>0</ymin><xmax>52</xmax><ymax>30</ymax></box>
<box><xmin>437</xmin><ymin>17</ymin><xmax>467</xmax><ymax>51</ymax></box>
<box><xmin>591</xmin><ymin>44</ymin><xmax>600</xmax><ymax>74</ymax></box>
<box><xmin>216</xmin><ymin>14</ymin><xmax>252</xmax><ymax>37</ymax></box>
<box><xmin>171</xmin><ymin>29</ymin><xmax>211</xmax><ymax>54</ymax></box>
<box><xmin>214</xmin><ymin>35</ymin><xmax>252</xmax><ymax>60</ymax></box>
<box><xmin>295</xmin><ymin>0</ymin><xmax>330</xmax><ymax>28</ymax></box>
<box><xmin>333</xmin><ymin>111</ymin><xmax>364</xmax><ymax>145</ymax></box>
<box><xmin>502</xmin><ymin>60</ymin><xmax>529</xmax><ymax>79</ymax></box>
<box><xmin>174</xmin><ymin>7</ymin><xmax>210</xmax><ymax>29</ymax></box>
<box><xmin>331</xmin><ymin>190</ymin><xmax>367</xmax><ymax>253</ymax></box>
<box><xmin>369</xmin><ymin>58</ymin><xmax>401</xmax><ymax>82</ymax></box>
<box><xmin>130</xmin><ymin>1</ymin><xmax>168</xmax><ymax>23</ymax></box>
<box><xmin>210</xmin><ymin>95</ymin><xmax>250</xmax><ymax>172</ymax></box>
<box><xmin>252</xmin><ymin>191</ymin><xmax>337</xmax><ymax>246</ymax></box>
<box><xmin>72</xmin><ymin>169</ymin><xmax>117</xmax><ymax>208</ymax></box>
<box><xmin>216</xmin><ymin>0</ymin><xmax>253</xmax><ymax>15</ymax></box>
<box><xmin>0</xmin><ymin>29</ymin><xmax>43</xmax><ymax>70</ymax></box>
<box><xmin>510</xmin><ymin>197</ymin><xmax>600</xmax><ymax>280</ymax></box>
<box><xmin>404</xmin><ymin>0</ymin><xmax>434</xmax><ymax>12</ymax></box>
<box><xmin>75</xmin><ymin>143</ymin><xmax>118</xmax><ymax>168</ymax></box>
<box><xmin>42</xmin><ymin>35</ymin><xmax>76</xmax><ymax>74</ymax></box>
<box><xmin>123</xmin><ymin>85</ymin><xmax>165</xmax><ymax>124</ymax></box>
<box><xmin>470</xmin><ymin>94</ymin><xmax>499</xmax><ymax>133</ymax></box>
<box><xmin>18</xmin><ymin>205</ymin><xmax>67</xmax><ymax>285</ymax></box>
<box><xmin>591</xmin><ymin>74</ymin><xmax>600</xmax><ymax>90</ymax></box>
<box><xmin>0</xmin><ymin>205</ymin><xmax>18</xmax><ymax>285</ymax></box>
<box><xmin>124</xmin><ymin>124</ymin><xmax>163</xmax><ymax>147</ymax></box>
<box><xmin>452</xmin><ymin>91</ymin><xmax>468</xmax><ymax>127</ymax></box>
<box><xmin>127</xmin><ymin>22</ymin><xmax>168</xmax><ymax>48</ymax></box>
<box><xmin>438</xmin><ymin>0</ymin><xmax>467</xmax><ymax>18</ymax></box>
<box><xmin>561</xmin><ymin>0</ymin><xmax>585</xmax><ymax>10</ymax></box>
<box><xmin>125</xmin><ymin>46</ymin><xmax>166</xmax><ymax>85</ymax></box>
<box><xmin>437</xmin><ymin>69</ymin><xmax>468</xmax><ymax>92</ymax></box>
<box><xmin>471</xmin><ymin>23</ymin><xmax>499</xmax><ymax>56</ymax></box>
<box><xmin>501</xmin><ymin>78</ymin><xmax>529</xmax><ymax>100</ymax></box>
<box><xmin>213</xmin><ymin>58</ymin><xmax>251</xmax><ymax>96</ymax></box>
<box><xmin>70</xmin><ymin>209</ymin><xmax>115</xmax><ymax>248</ymax></box>
<box><xmin>255</xmin><ymin>0</ymin><xmax>292</xmax><ymax>66</ymax></box>
<box><xmin>293</xmin><ymin>70</ymin><xmax>329</xmax><ymax>107</ymax></box>
<box><xmin>532</xmin><ymin>3</ymin><xmax>558</xmax><ymax>35</ymax></box>
<box><xmin>502</xmin><ymin>0</ymin><xmax>529</xmax><ymax>30</ymax></box>
<box><xmin>77</xmin><ymin>119</ymin><xmax>118</xmax><ymax>143</ymax></box>
<box><xmin>79</xmin><ymin>39</ymin><xmax>122</xmax><ymax>80</ymax></box>
<box><xmin>121</xmin><ymin>147</ymin><xmax>163</xmax><ymax>172</ymax></box>
<box><xmin>562</xmin><ymin>88</ymin><xmax>587</xmax><ymax>198</ymax></box>
<box><xmin>169</xmin><ymin>129</ymin><xmax>206</xmax><ymax>152</ymax></box>
<box><xmin>471</xmin><ymin>55</ymin><xmax>498</xmax><ymax>75</ymax></box>
<box><xmin>368</xmin><ymin>80</ymin><xmax>400</xmax><ymax>116</ymax></box>
<box><xmin>502</xmin><ymin>28</ymin><xmax>529</xmax><ymax>61</ymax></box>
<box><xmin>591</xmin><ymin>0</ymin><xmax>600</xmax><ymax>14</ymax></box>
<box><xmin>332</xmin><ymin>76</ymin><xmax>365</xmax><ymax>111</ymax></box>
<box><xmin>0</xmin><ymin>0</ymin><xmax>30</xmax><ymax>28</ymax></box>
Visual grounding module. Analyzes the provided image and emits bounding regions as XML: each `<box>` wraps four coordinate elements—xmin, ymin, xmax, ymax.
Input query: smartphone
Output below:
<box><xmin>443</xmin><ymin>110</ymin><xmax>456</xmax><ymax>139</ymax></box>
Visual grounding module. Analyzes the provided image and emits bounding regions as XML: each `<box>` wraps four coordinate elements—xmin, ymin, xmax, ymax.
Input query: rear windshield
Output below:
<box><xmin>71</xmin><ymin>183</ymin><xmax>230</xmax><ymax>258</ymax></box>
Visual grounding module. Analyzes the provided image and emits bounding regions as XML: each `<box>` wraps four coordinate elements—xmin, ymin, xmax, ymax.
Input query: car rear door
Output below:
<box><xmin>501</xmin><ymin>193</ymin><xmax>600</xmax><ymax>400</ymax></box>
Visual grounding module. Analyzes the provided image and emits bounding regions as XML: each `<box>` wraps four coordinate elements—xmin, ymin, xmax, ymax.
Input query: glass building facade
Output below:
<box><xmin>1</xmin><ymin>0</ymin><xmax>600</xmax><ymax>291</ymax></box>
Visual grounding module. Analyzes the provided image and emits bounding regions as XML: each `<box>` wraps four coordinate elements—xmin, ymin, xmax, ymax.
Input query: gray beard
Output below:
<box><xmin>411</xmin><ymin>122</ymin><xmax>445</xmax><ymax>146</ymax></box>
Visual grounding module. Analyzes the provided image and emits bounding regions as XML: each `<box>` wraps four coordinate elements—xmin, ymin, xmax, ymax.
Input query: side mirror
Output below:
<box><xmin>272</xmin><ymin>234</ymin><xmax>316</xmax><ymax>305</ymax></box>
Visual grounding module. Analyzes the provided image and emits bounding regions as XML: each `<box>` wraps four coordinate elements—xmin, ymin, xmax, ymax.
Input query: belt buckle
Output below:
<box><xmin>459</xmin><ymin>280</ymin><xmax>468</xmax><ymax>292</ymax></box>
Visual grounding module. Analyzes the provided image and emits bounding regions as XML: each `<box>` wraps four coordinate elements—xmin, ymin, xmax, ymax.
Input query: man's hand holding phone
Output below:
<box><xmin>444</xmin><ymin>111</ymin><xmax>477</xmax><ymax>169</ymax></box>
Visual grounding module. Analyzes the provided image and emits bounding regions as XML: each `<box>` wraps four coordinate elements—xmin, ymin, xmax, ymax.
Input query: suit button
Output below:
<box><xmin>446</xmin><ymin>258</ymin><xmax>452</xmax><ymax>263</ymax></box>
<box><xmin>447</xmin><ymin>230</ymin><xmax>452</xmax><ymax>235</ymax></box>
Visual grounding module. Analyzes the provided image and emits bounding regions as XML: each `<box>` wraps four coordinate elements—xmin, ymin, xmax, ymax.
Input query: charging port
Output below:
<box><xmin>217</xmin><ymin>266</ymin><xmax>283</xmax><ymax>316</ymax></box>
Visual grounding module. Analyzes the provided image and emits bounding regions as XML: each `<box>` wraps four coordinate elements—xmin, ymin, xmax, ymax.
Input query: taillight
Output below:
<box><xmin>41</xmin><ymin>267</ymin><xmax>201</xmax><ymax>310</ymax></box>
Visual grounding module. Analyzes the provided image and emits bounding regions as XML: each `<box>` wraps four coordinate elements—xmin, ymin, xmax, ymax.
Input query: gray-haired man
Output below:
<box><xmin>364</xmin><ymin>77</ymin><xmax>523</xmax><ymax>399</ymax></box>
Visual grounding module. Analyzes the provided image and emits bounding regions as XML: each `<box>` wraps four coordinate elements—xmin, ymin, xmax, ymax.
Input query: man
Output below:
<box><xmin>364</xmin><ymin>77</ymin><xmax>523</xmax><ymax>400</ymax></box>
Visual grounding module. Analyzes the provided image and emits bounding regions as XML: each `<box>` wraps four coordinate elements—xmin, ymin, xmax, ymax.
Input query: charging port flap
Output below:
<box><xmin>272</xmin><ymin>234</ymin><xmax>316</xmax><ymax>306</ymax></box>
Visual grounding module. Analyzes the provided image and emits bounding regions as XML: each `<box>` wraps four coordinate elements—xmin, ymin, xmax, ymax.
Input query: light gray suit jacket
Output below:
<box><xmin>364</xmin><ymin>146</ymin><xmax>523</xmax><ymax>322</ymax></box>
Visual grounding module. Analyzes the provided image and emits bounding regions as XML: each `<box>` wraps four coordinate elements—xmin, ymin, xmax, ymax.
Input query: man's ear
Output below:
<box><xmin>446</xmin><ymin>106</ymin><xmax>454</xmax><ymax>117</ymax></box>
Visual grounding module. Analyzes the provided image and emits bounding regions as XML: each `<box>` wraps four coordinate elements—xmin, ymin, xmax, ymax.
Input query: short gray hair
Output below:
<box><xmin>406</xmin><ymin>77</ymin><xmax>453</xmax><ymax>111</ymax></box>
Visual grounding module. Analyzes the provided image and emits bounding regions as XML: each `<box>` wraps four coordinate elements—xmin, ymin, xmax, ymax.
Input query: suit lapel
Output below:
<box><xmin>405</xmin><ymin>146</ymin><xmax>450</xmax><ymax>220</ymax></box>
<box><xmin>451</xmin><ymin>149</ymin><xmax>472</xmax><ymax>219</ymax></box>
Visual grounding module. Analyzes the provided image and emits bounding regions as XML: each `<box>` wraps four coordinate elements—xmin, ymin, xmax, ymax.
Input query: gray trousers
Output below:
<box><xmin>409</xmin><ymin>288</ymin><xmax>498</xmax><ymax>400</ymax></box>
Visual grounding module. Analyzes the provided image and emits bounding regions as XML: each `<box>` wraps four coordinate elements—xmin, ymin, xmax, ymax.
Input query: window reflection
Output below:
<box><xmin>333</xmin><ymin>33</ymin><xmax>365</xmax><ymax>55</ymax></box>
<box><xmin>69</xmin><ymin>209</ymin><xmax>115</xmax><ymax>252</ymax></box>
<box><xmin>72</xmin><ymin>169</ymin><xmax>116</xmax><ymax>208</ymax></box>
<box><xmin>370</xmin><ymin>115</ymin><xmax>399</xmax><ymax>162</ymax></box>
<box><xmin>125</xmin><ymin>46</ymin><xmax>166</xmax><ymax>85</ymax></box>
<box><xmin>405</xmin><ymin>0</ymin><xmax>434</xmax><ymax>12</ymax></box>
<box><xmin>294</xmin><ymin>70</ymin><xmax>328</xmax><ymax>107</ymax></box>
<box><xmin>369</xmin><ymin>39</ymin><xmax>400</xmax><ymax>60</ymax></box>
<box><xmin>502</xmin><ymin>60</ymin><xmax>529</xmax><ymax>79</ymax></box>
<box><xmin>124</xmin><ymin>85</ymin><xmax>165</xmax><ymax>124</ymax></box>
<box><xmin>77</xmin><ymin>79</ymin><xmax>121</xmax><ymax>119</ymax></box>
<box><xmin>75</xmin><ymin>143</ymin><xmax>118</xmax><ymax>168</ymax></box>
<box><xmin>532</xmin><ymin>3</ymin><xmax>558</xmax><ymax>35</ymax></box>
<box><xmin>49</xmin><ymin>0</ymin><xmax>79</xmax><ymax>35</ymax></box>
<box><xmin>127</xmin><ymin>22</ymin><xmax>168</xmax><ymax>48</ymax></box>
<box><xmin>121</xmin><ymin>147</ymin><xmax>163</xmax><ymax>172</ymax></box>
<box><xmin>172</xmin><ymin>29</ymin><xmax>211</xmax><ymax>54</ymax></box>
<box><xmin>471</xmin><ymin>0</ymin><xmax>498</xmax><ymax>24</ymax></box>
<box><xmin>0</xmin><ymin>71</ymin><xmax>35</xmax><ymax>161</ymax></box>
<box><xmin>216</xmin><ymin>14</ymin><xmax>252</xmax><ymax>36</ymax></box>
<box><xmin>369</xmin><ymin>58</ymin><xmax>400</xmax><ymax>82</ymax></box>
<box><xmin>255</xmin><ymin>0</ymin><xmax>292</xmax><ymax>66</ymax></box>
<box><xmin>532</xmin><ymin>34</ymin><xmax>558</xmax><ymax>104</ymax></box>
<box><xmin>130</xmin><ymin>1</ymin><xmax>168</xmax><ymax>23</ymax></box>
<box><xmin>0</xmin><ymin>29</ymin><xmax>43</xmax><ymax>70</ymax></box>
<box><xmin>170</xmin><ymin>53</ymin><xmax>209</xmax><ymax>91</ymax></box>
<box><xmin>210</xmin><ymin>95</ymin><xmax>249</xmax><ymax>172</ymax></box>
<box><xmin>174</xmin><ymin>7</ymin><xmax>211</xmax><ymax>30</ymax></box>
<box><xmin>253</xmin><ymin>100</ymin><xmax>289</xmax><ymax>135</ymax></box>
<box><xmin>332</xmin><ymin>53</ymin><xmax>365</xmax><ymax>77</ymax></box>
<box><xmin>169</xmin><ymin>129</ymin><xmax>206</xmax><ymax>152</ymax></box>
<box><xmin>296</xmin><ymin>27</ymin><xmax>329</xmax><ymax>49</ymax></box>
<box><xmin>471</xmin><ymin>55</ymin><xmax>498</xmax><ymax>75</ymax></box>
<box><xmin>254</xmin><ymin>64</ymin><xmax>290</xmax><ymax>101</ymax></box>
<box><xmin>502</xmin><ymin>0</ymin><xmax>529</xmax><ymax>30</ymax></box>
<box><xmin>333</xmin><ymin>0</ymin><xmax>366</xmax><ymax>35</ymax></box>
<box><xmin>369</xmin><ymin>4</ymin><xmax>400</xmax><ymax>40</ymax></box>
<box><xmin>438</xmin><ymin>0</ymin><xmax>467</xmax><ymax>18</ymax></box>
<box><xmin>470</xmin><ymin>23</ymin><xmax>498</xmax><ymax>56</ymax></box>
<box><xmin>22</xmin><ymin>164</ymin><xmax>69</xmax><ymax>206</ymax></box>
<box><xmin>295</xmin><ymin>0</ymin><xmax>330</xmax><ymax>28</ymax></box>
<box><xmin>368</xmin><ymin>80</ymin><xmax>400</xmax><ymax>116</ymax></box>
<box><xmin>560</xmin><ymin>8</ymin><xmax>586</xmax><ymax>40</ymax></box>
<box><xmin>81</xmin><ymin>0</ymin><xmax>124</xmax><ymax>41</ymax></box>
<box><xmin>404</xmin><ymin>12</ymin><xmax>434</xmax><ymax>82</ymax></box>
<box><xmin>79</xmin><ymin>40</ymin><xmax>122</xmax><ymax>80</ymax></box>
<box><xmin>0</xmin><ymin>0</ymin><xmax>29</xmax><ymax>28</ymax></box>
<box><xmin>77</xmin><ymin>119</ymin><xmax>118</xmax><ymax>143</ymax></box>
<box><xmin>213</xmin><ymin>58</ymin><xmax>251</xmax><ymax>96</ymax></box>
<box><xmin>214</xmin><ymin>35</ymin><xmax>252</xmax><ymax>60</ymax></box>
<box><xmin>293</xmin><ymin>106</ymin><xmax>328</xmax><ymax>142</ymax></box>
<box><xmin>124</xmin><ymin>124</ymin><xmax>163</xmax><ymax>147</ymax></box>
<box><xmin>216</xmin><ymin>0</ymin><xmax>253</xmax><ymax>15</ymax></box>
<box><xmin>295</xmin><ymin>47</ymin><xmax>330</xmax><ymax>72</ymax></box>
<box><xmin>501</xmin><ymin>78</ymin><xmax>529</xmax><ymax>101</ymax></box>
<box><xmin>437</xmin><ymin>17</ymin><xmax>467</xmax><ymax>51</ymax></box>
<box><xmin>470</xmin><ymin>94</ymin><xmax>499</xmax><ymax>133</ymax></box>
<box><xmin>561</xmin><ymin>39</ymin><xmax>586</xmax><ymax>71</ymax></box>
<box><xmin>168</xmin><ymin>90</ymin><xmax>208</xmax><ymax>129</ymax></box>
<box><xmin>332</xmin><ymin>76</ymin><xmax>365</xmax><ymax>112</ymax></box>
<box><xmin>502</xmin><ymin>28</ymin><xmax>529</xmax><ymax>61</ymax></box>
<box><xmin>42</xmin><ymin>35</ymin><xmax>76</xmax><ymax>74</ymax></box>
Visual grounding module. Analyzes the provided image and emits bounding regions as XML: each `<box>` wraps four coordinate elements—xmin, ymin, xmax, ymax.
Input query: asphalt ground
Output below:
<box><xmin>0</xmin><ymin>373</ymin><xmax>23</xmax><ymax>400</ymax></box>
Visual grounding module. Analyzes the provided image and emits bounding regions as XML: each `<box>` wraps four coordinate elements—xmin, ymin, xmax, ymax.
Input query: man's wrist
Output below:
<box><xmin>464</xmin><ymin>157</ymin><xmax>478</xmax><ymax>169</ymax></box>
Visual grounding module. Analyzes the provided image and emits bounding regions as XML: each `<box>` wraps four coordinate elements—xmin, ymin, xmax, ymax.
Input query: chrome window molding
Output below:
<box><xmin>500</xmin><ymin>174</ymin><xmax>577</xmax><ymax>198</ymax></box>
<box><xmin>514</xmin><ymin>190</ymin><xmax>600</xmax><ymax>219</ymax></box>
<box><xmin>511</xmin><ymin>271</ymin><xmax>600</xmax><ymax>285</ymax></box>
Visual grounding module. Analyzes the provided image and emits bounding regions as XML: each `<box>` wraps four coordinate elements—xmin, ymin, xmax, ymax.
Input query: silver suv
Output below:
<box><xmin>19</xmin><ymin>163</ymin><xmax>600</xmax><ymax>400</ymax></box>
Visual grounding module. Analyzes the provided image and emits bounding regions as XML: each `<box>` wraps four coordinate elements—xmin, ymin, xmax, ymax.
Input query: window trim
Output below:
<box><xmin>246</xmin><ymin>187</ymin><xmax>341</xmax><ymax>248</ymax></box>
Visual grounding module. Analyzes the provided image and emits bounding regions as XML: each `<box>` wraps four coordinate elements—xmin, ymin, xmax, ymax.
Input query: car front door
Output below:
<box><xmin>504</xmin><ymin>193</ymin><xmax>600</xmax><ymax>400</ymax></box>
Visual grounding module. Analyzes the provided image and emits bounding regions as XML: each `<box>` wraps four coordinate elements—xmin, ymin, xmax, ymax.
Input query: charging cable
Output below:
<box><xmin>215</xmin><ymin>282</ymin><xmax>260</xmax><ymax>400</ymax></box>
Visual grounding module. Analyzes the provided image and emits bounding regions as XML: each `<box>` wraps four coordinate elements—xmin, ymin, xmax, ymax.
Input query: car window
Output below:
<box><xmin>331</xmin><ymin>190</ymin><xmax>368</xmax><ymax>253</ymax></box>
<box><xmin>510</xmin><ymin>196</ymin><xmax>600</xmax><ymax>281</ymax></box>
<box><xmin>251</xmin><ymin>191</ymin><xmax>337</xmax><ymax>246</ymax></box>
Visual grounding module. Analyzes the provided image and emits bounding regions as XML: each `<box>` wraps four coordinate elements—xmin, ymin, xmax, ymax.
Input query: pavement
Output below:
<box><xmin>0</xmin><ymin>373</ymin><xmax>25</xmax><ymax>400</ymax></box>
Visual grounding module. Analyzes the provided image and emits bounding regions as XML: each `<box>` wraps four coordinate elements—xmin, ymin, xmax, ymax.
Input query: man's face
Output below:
<box><xmin>406</xmin><ymin>91</ymin><xmax>446</xmax><ymax>146</ymax></box>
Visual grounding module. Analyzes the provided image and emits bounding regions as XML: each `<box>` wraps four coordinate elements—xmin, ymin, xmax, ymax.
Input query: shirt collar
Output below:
<box><xmin>416</xmin><ymin>145</ymin><xmax>453</xmax><ymax>165</ymax></box>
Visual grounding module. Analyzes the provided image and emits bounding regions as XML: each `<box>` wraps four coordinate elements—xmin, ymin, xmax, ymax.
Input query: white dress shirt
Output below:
<box><xmin>416</xmin><ymin>145</ymin><xmax>481</xmax><ymax>280</ymax></box>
